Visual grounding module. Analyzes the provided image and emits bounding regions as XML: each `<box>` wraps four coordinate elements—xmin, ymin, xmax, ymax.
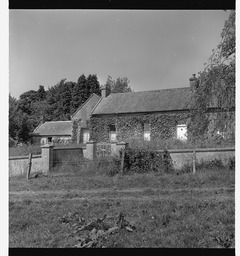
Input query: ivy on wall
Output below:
<box><xmin>89</xmin><ymin>112</ymin><xmax>191</xmax><ymax>143</ymax></box>
<box><xmin>71</xmin><ymin>119</ymin><xmax>82</xmax><ymax>143</ymax></box>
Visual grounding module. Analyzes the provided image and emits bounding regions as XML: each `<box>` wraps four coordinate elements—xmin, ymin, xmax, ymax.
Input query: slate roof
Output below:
<box><xmin>71</xmin><ymin>93</ymin><xmax>101</xmax><ymax>128</ymax></box>
<box><xmin>32</xmin><ymin>121</ymin><xmax>72</xmax><ymax>136</ymax></box>
<box><xmin>92</xmin><ymin>87</ymin><xmax>193</xmax><ymax>115</ymax></box>
<box><xmin>71</xmin><ymin>93</ymin><xmax>101</xmax><ymax>119</ymax></box>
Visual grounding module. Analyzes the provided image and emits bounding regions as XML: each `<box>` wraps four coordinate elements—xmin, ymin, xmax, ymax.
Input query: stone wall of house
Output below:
<box><xmin>89</xmin><ymin>112</ymin><xmax>191</xmax><ymax>143</ymax></box>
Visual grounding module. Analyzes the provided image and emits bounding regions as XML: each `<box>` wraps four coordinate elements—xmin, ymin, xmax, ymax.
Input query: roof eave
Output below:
<box><xmin>91</xmin><ymin>108</ymin><xmax>191</xmax><ymax>116</ymax></box>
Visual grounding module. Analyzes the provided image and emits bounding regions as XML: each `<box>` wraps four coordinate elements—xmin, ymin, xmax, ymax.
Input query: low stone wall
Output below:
<box><xmin>169</xmin><ymin>149</ymin><xmax>234</xmax><ymax>170</ymax></box>
<box><xmin>9</xmin><ymin>155</ymin><xmax>42</xmax><ymax>177</ymax></box>
<box><xmin>9</xmin><ymin>142</ymin><xmax>235</xmax><ymax>177</ymax></box>
<box><xmin>53</xmin><ymin>147</ymin><xmax>84</xmax><ymax>166</ymax></box>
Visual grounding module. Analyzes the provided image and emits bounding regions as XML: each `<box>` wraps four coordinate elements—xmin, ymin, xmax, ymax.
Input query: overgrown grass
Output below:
<box><xmin>9</xmin><ymin>184</ymin><xmax>234</xmax><ymax>248</ymax></box>
<box><xmin>9</xmin><ymin>159</ymin><xmax>235</xmax><ymax>248</ymax></box>
<box><xmin>9</xmin><ymin>164</ymin><xmax>235</xmax><ymax>192</ymax></box>
<box><xmin>9</xmin><ymin>140</ymin><xmax>235</xmax><ymax>248</ymax></box>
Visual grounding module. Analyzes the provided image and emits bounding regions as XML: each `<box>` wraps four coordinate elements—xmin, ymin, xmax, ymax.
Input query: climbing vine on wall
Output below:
<box><xmin>71</xmin><ymin>119</ymin><xmax>82</xmax><ymax>143</ymax></box>
<box><xmin>89</xmin><ymin>112</ymin><xmax>191</xmax><ymax>143</ymax></box>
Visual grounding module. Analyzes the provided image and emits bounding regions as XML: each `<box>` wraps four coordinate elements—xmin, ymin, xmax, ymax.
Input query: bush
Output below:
<box><xmin>123</xmin><ymin>147</ymin><xmax>173</xmax><ymax>175</ymax></box>
<box><xmin>196</xmin><ymin>158</ymin><xmax>224</xmax><ymax>169</ymax></box>
<box><xmin>97</xmin><ymin>156</ymin><xmax>121</xmax><ymax>176</ymax></box>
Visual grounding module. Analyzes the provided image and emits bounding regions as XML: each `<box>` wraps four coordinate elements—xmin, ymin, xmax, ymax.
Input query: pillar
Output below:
<box><xmin>85</xmin><ymin>141</ymin><xmax>96</xmax><ymax>160</ymax></box>
<box><xmin>41</xmin><ymin>144</ymin><xmax>54</xmax><ymax>174</ymax></box>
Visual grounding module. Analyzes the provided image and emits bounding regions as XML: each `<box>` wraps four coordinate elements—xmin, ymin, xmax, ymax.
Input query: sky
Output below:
<box><xmin>9</xmin><ymin>10</ymin><xmax>230</xmax><ymax>99</ymax></box>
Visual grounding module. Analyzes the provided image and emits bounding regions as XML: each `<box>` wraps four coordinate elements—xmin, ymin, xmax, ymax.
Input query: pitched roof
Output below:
<box><xmin>71</xmin><ymin>93</ymin><xmax>101</xmax><ymax>119</ymax></box>
<box><xmin>32</xmin><ymin>121</ymin><xmax>72</xmax><ymax>136</ymax></box>
<box><xmin>91</xmin><ymin>87</ymin><xmax>193</xmax><ymax>115</ymax></box>
<box><xmin>71</xmin><ymin>93</ymin><xmax>101</xmax><ymax>128</ymax></box>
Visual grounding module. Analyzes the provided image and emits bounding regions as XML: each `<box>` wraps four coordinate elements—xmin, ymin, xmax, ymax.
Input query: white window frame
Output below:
<box><xmin>177</xmin><ymin>124</ymin><xmax>187</xmax><ymax>141</ymax></box>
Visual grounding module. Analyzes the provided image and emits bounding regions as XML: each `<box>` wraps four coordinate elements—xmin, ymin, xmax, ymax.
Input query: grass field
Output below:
<box><xmin>9</xmin><ymin>166</ymin><xmax>235</xmax><ymax>248</ymax></box>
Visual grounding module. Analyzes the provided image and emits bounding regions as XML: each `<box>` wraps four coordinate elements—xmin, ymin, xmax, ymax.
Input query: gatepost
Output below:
<box><xmin>116</xmin><ymin>141</ymin><xmax>129</xmax><ymax>156</ymax></box>
<box><xmin>85</xmin><ymin>141</ymin><xmax>96</xmax><ymax>160</ymax></box>
<box><xmin>41</xmin><ymin>144</ymin><xmax>54</xmax><ymax>174</ymax></box>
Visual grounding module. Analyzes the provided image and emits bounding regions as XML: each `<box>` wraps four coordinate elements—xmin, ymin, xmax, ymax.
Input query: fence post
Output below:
<box><xmin>41</xmin><ymin>144</ymin><xmax>54</xmax><ymax>175</ymax></box>
<box><xmin>27</xmin><ymin>153</ymin><xmax>32</xmax><ymax>179</ymax></box>
<box><xmin>116</xmin><ymin>141</ymin><xmax>129</xmax><ymax>175</ymax></box>
<box><xmin>192</xmin><ymin>150</ymin><xmax>196</xmax><ymax>174</ymax></box>
<box><xmin>120</xmin><ymin>148</ymin><xmax>125</xmax><ymax>175</ymax></box>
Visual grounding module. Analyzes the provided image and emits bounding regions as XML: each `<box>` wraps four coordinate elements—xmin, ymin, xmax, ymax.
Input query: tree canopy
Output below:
<box><xmin>188</xmin><ymin>10</ymin><xmax>235</xmax><ymax>141</ymax></box>
<box><xmin>9</xmin><ymin>74</ymin><xmax>102</xmax><ymax>143</ymax></box>
<box><xmin>104</xmin><ymin>76</ymin><xmax>132</xmax><ymax>95</ymax></box>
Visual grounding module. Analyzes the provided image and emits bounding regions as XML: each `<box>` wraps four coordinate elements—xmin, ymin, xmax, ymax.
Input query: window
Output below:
<box><xmin>47</xmin><ymin>137</ymin><xmax>52</xmax><ymax>143</ymax></box>
<box><xmin>83</xmin><ymin>129</ymin><xmax>90</xmax><ymax>144</ymax></box>
<box><xmin>177</xmin><ymin>125</ymin><xmax>187</xmax><ymax>141</ymax></box>
<box><xmin>109</xmin><ymin>124</ymin><xmax>116</xmax><ymax>141</ymax></box>
<box><xmin>144</xmin><ymin>123</ymin><xmax>151</xmax><ymax>141</ymax></box>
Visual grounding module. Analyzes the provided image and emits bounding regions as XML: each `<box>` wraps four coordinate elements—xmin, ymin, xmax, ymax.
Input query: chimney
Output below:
<box><xmin>101</xmin><ymin>85</ymin><xmax>106</xmax><ymax>98</ymax></box>
<box><xmin>39</xmin><ymin>116</ymin><xmax>45</xmax><ymax>126</ymax></box>
<box><xmin>189</xmin><ymin>74</ymin><xmax>198</xmax><ymax>91</ymax></box>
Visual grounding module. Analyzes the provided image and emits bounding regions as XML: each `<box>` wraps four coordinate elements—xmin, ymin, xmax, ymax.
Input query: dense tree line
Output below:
<box><xmin>9</xmin><ymin>74</ymin><xmax>132</xmax><ymax>144</ymax></box>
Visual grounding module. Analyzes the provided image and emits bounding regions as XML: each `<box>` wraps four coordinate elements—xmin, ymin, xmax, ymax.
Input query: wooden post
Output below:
<box><xmin>192</xmin><ymin>150</ymin><xmax>196</xmax><ymax>174</ymax></box>
<box><xmin>120</xmin><ymin>148</ymin><xmax>125</xmax><ymax>175</ymax></box>
<box><xmin>27</xmin><ymin>153</ymin><xmax>32</xmax><ymax>179</ymax></box>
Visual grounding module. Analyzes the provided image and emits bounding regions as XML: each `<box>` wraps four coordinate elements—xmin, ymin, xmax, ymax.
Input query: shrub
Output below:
<box><xmin>123</xmin><ymin>147</ymin><xmax>173</xmax><ymax>175</ymax></box>
<box><xmin>97</xmin><ymin>156</ymin><xmax>121</xmax><ymax>176</ymax></box>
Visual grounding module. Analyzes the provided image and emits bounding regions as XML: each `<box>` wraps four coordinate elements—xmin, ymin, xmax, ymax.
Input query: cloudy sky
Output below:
<box><xmin>9</xmin><ymin>10</ymin><xmax>230</xmax><ymax>99</ymax></box>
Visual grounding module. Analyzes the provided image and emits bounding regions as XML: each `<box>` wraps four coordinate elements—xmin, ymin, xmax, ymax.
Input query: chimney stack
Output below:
<box><xmin>39</xmin><ymin>116</ymin><xmax>45</xmax><ymax>126</ymax></box>
<box><xmin>101</xmin><ymin>85</ymin><xmax>106</xmax><ymax>98</ymax></box>
<box><xmin>189</xmin><ymin>74</ymin><xmax>198</xmax><ymax>91</ymax></box>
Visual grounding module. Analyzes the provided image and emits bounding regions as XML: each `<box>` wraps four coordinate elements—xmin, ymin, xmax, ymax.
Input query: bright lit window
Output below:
<box><xmin>177</xmin><ymin>124</ymin><xmax>187</xmax><ymax>140</ymax></box>
<box><xmin>144</xmin><ymin>123</ymin><xmax>151</xmax><ymax>141</ymax></box>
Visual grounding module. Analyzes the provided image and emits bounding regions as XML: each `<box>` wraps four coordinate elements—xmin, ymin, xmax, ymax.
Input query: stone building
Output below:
<box><xmin>89</xmin><ymin>75</ymin><xmax>235</xmax><ymax>144</ymax></box>
<box><xmin>31</xmin><ymin>93</ymin><xmax>101</xmax><ymax>144</ymax></box>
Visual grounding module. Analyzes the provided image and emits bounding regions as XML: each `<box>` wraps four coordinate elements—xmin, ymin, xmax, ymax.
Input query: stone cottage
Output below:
<box><xmin>31</xmin><ymin>93</ymin><xmax>101</xmax><ymax>144</ymax></box>
<box><xmin>89</xmin><ymin>74</ymin><xmax>235</xmax><ymax>144</ymax></box>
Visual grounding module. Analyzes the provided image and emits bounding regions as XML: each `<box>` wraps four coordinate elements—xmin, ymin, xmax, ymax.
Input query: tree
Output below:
<box><xmin>9</xmin><ymin>94</ymin><xmax>19</xmax><ymax>140</ymax></box>
<box><xmin>71</xmin><ymin>74</ymin><xmax>87</xmax><ymax>113</ymax></box>
<box><xmin>85</xmin><ymin>74</ymin><xmax>101</xmax><ymax>96</ymax></box>
<box><xmin>104</xmin><ymin>76</ymin><xmax>132</xmax><ymax>94</ymax></box>
<box><xmin>37</xmin><ymin>85</ymin><xmax>47</xmax><ymax>100</ymax></box>
<box><xmin>188</xmin><ymin>10</ymin><xmax>235</xmax><ymax>141</ymax></box>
